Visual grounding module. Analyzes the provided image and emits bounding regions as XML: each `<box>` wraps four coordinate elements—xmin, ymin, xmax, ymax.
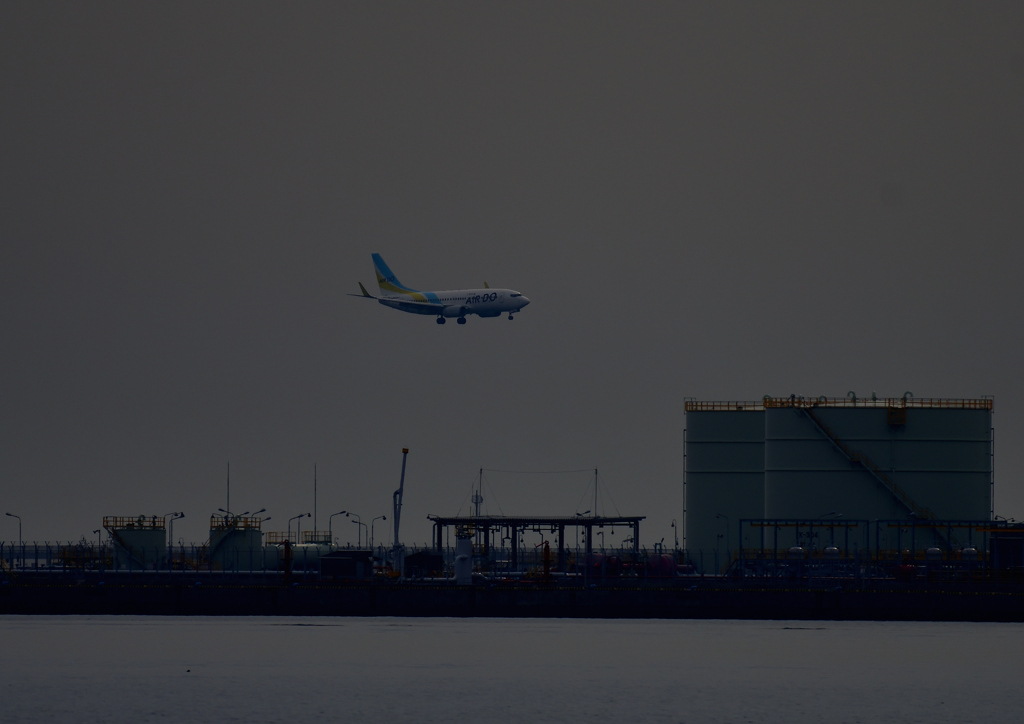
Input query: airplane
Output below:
<box><xmin>350</xmin><ymin>253</ymin><xmax>530</xmax><ymax>325</ymax></box>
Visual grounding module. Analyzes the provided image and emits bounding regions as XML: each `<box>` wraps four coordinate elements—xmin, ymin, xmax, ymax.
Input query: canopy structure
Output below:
<box><xmin>427</xmin><ymin>515</ymin><xmax>646</xmax><ymax>571</ymax></box>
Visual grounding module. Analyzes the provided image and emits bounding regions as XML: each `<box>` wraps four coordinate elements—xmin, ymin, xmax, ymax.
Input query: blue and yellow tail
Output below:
<box><xmin>373</xmin><ymin>253</ymin><xmax>424</xmax><ymax>298</ymax></box>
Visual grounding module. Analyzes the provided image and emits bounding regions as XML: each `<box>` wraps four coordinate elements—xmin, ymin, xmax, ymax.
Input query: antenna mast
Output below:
<box><xmin>472</xmin><ymin>468</ymin><xmax>484</xmax><ymax>517</ymax></box>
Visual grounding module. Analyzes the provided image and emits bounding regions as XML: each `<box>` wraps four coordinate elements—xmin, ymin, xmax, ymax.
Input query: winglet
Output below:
<box><xmin>358</xmin><ymin>281</ymin><xmax>374</xmax><ymax>297</ymax></box>
<box><xmin>484</xmin><ymin>281</ymin><xmax>490</xmax><ymax>289</ymax></box>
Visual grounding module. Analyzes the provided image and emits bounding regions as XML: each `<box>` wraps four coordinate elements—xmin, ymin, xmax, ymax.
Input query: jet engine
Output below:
<box><xmin>442</xmin><ymin>305</ymin><xmax>468</xmax><ymax>318</ymax></box>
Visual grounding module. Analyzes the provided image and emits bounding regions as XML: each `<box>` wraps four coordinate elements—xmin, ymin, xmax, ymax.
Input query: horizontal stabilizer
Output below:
<box><xmin>347</xmin><ymin>281</ymin><xmax>377</xmax><ymax>299</ymax></box>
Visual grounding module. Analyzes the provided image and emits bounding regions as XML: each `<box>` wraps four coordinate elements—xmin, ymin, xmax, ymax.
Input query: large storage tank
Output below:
<box><xmin>684</xmin><ymin>396</ymin><xmax>994</xmax><ymax>571</ymax></box>
<box><xmin>684</xmin><ymin>402</ymin><xmax>765</xmax><ymax>574</ymax></box>
<box><xmin>764</xmin><ymin>397</ymin><xmax>992</xmax><ymax>522</ymax></box>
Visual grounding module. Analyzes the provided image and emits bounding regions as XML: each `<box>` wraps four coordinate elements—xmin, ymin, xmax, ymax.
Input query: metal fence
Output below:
<box><xmin>4</xmin><ymin>531</ymin><xmax>1021</xmax><ymax>584</ymax></box>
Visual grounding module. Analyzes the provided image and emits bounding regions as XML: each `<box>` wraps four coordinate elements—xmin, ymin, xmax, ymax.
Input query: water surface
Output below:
<box><xmin>2</xmin><ymin>616</ymin><xmax>1019</xmax><ymax>723</ymax></box>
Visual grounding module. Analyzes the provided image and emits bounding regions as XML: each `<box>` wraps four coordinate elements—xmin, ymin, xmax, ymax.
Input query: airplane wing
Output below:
<box><xmin>383</xmin><ymin>298</ymin><xmax>444</xmax><ymax>315</ymax></box>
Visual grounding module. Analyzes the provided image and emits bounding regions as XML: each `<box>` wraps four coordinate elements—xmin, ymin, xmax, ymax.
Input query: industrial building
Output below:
<box><xmin>684</xmin><ymin>396</ymin><xmax>994</xmax><ymax>573</ymax></box>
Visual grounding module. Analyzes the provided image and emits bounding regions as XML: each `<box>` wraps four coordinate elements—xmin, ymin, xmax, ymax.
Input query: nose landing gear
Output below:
<box><xmin>457</xmin><ymin>317</ymin><xmax>467</xmax><ymax>325</ymax></box>
<box><xmin>508</xmin><ymin>314</ymin><xmax>514</xmax><ymax>320</ymax></box>
<box><xmin>436</xmin><ymin>317</ymin><xmax>446</xmax><ymax>325</ymax></box>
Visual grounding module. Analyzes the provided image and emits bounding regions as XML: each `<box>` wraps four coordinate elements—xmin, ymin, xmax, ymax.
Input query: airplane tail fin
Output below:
<box><xmin>372</xmin><ymin>253</ymin><xmax>420</xmax><ymax>297</ymax></box>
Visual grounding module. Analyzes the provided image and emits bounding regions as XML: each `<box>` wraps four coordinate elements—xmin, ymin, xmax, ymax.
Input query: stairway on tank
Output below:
<box><xmin>798</xmin><ymin>406</ymin><xmax>963</xmax><ymax>551</ymax></box>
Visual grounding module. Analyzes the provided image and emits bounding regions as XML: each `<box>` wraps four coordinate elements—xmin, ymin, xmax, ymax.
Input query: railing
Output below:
<box><xmin>684</xmin><ymin>401</ymin><xmax>765</xmax><ymax>411</ymax></box>
<box><xmin>3</xmin><ymin>538</ymin><xmax>1021</xmax><ymax>583</ymax></box>
<box><xmin>265</xmin><ymin>532</ymin><xmax>295</xmax><ymax>544</ymax></box>
<box><xmin>763</xmin><ymin>396</ymin><xmax>993</xmax><ymax>410</ymax></box>
<box><xmin>102</xmin><ymin>516</ymin><xmax>166</xmax><ymax>530</ymax></box>
<box><xmin>209</xmin><ymin>516</ymin><xmax>263</xmax><ymax>531</ymax></box>
<box><xmin>684</xmin><ymin>397</ymin><xmax>994</xmax><ymax>411</ymax></box>
<box><xmin>302</xmin><ymin>531</ymin><xmax>332</xmax><ymax>544</ymax></box>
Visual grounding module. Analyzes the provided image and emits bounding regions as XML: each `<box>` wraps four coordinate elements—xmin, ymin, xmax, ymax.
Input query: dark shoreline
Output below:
<box><xmin>4</xmin><ymin>575</ymin><xmax>1024</xmax><ymax>621</ymax></box>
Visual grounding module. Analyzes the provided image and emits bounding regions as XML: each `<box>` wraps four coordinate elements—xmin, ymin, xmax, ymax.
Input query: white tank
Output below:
<box><xmin>454</xmin><ymin>536</ymin><xmax>473</xmax><ymax>585</ymax></box>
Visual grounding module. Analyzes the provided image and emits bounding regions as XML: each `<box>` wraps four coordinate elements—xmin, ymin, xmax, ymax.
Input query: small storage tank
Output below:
<box><xmin>208</xmin><ymin>516</ymin><xmax>264</xmax><ymax>571</ymax></box>
<box><xmin>454</xmin><ymin>535</ymin><xmax>472</xmax><ymax>585</ymax></box>
<box><xmin>103</xmin><ymin>516</ymin><xmax>166</xmax><ymax>570</ymax></box>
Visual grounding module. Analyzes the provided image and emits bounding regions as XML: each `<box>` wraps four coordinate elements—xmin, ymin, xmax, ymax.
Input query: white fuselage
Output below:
<box><xmin>379</xmin><ymin>288</ymin><xmax>530</xmax><ymax>319</ymax></box>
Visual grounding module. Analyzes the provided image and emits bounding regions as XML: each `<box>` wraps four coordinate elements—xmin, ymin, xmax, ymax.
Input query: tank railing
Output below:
<box><xmin>684</xmin><ymin>401</ymin><xmax>766</xmax><ymax>412</ymax></box>
<box><xmin>102</xmin><ymin>516</ymin><xmax>166</xmax><ymax>530</ymax></box>
<box><xmin>265</xmin><ymin>532</ymin><xmax>297</xmax><ymax>544</ymax></box>
<box><xmin>763</xmin><ymin>397</ymin><xmax>993</xmax><ymax>410</ymax></box>
<box><xmin>685</xmin><ymin>397</ymin><xmax>995</xmax><ymax>412</ymax></box>
<box><xmin>301</xmin><ymin>531</ymin><xmax>332</xmax><ymax>544</ymax></box>
<box><xmin>209</xmin><ymin>516</ymin><xmax>263</xmax><ymax>531</ymax></box>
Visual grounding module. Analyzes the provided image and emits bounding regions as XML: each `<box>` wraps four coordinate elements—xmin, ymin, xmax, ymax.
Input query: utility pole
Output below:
<box><xmin>314</xmin><ymin>464</ymin><xmax>317</xmax><ymax>536</ymax></box>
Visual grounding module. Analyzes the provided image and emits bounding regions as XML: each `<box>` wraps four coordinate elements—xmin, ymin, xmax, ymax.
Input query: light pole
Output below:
<box><xmin>164</xmin><ymin>513</ymin><xmax>184</xmax><ymax>553</ymax></box>
<box><xmin>6</xmin><ymin>513</ymin><xmax>21</xmax><ymax>546</ymax></box>
<box><xmin>671</xmin><ymin>519</ymin><xmax>679</xmax><ymax>553</ymax></box>
<box><xmin>288</xmin><ymin>513</ymin><xmax>310</xmax><ymax>544</ymax></box>
<box><xmin>371</xmin><ymin>516</ymin><xmax>386</xmax><ymax>550</ymax></box>
<box><xmin>93</xmin><ymin>529</ymin><xmax>101</xmax><ymax>549</ymax></box>
<box><xmin>329</xmin><ymin>510</ymin><xmax>347</xmax><ymax>544</ymax></box>
<box><xmin>350</xmin><ymin>514</ymin><xmax>367</xmax><ymax>548</ymax></box>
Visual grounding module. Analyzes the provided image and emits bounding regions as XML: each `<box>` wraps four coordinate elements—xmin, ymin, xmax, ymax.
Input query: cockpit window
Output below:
<box><xmin>510</xmin><ymin>293</ymin><xmax>521</xmax><ymax>297</ymax></box>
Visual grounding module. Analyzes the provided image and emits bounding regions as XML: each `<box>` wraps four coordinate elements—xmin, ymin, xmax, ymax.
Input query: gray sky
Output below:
<box><xmin>2</xmin><ymin>3</ymin><xmax>1022</xmax><ymax>546</ymax></box>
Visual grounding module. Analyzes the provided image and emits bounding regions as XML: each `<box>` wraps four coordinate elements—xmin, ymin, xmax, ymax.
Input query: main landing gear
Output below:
<box><xmin>457</xmin><ymin>317</ymin><xmax>467</xmax><ymax>325</ymax></box>
<box><xmin>436</xmin><ymin>317</ymin><xmax>446</xmax><ymax>325</ymax></box>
